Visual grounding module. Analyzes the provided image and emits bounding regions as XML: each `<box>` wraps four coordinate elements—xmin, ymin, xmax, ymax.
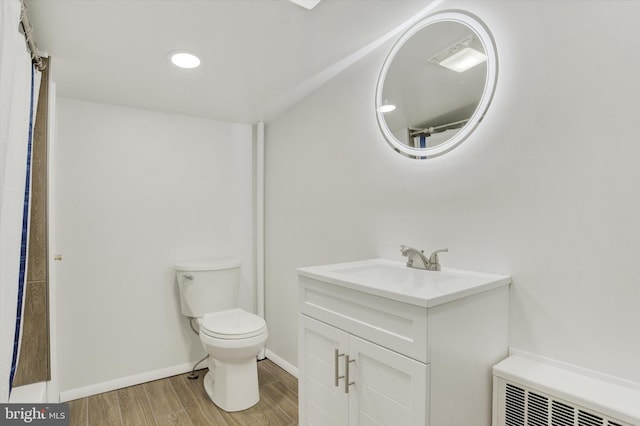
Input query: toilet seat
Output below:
<box><xmin>200</xmin><ymin>308</ymin><xmax>266</xmax><ymax>340</ymax></box>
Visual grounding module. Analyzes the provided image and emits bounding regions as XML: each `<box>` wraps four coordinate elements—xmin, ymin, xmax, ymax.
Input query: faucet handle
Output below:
<box><xmin>401</xmin><ymin>245</ymin><xmax>424</xmax><ymax>253</ymax></box>
<box><xmin>428</xmin><ymin>249</ymin><xmax>448</xmax><ymax>271</ymax></box>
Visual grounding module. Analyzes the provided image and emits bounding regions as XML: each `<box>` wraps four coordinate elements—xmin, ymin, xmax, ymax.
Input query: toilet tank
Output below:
<box><xmin>175</xmin><ymin>258</ymin><xmax>242</xmax><ymax>318</ymax></box>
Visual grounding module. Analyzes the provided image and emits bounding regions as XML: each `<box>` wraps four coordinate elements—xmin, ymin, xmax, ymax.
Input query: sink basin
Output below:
<box><xmin>331</xmin><ymin>262</ymin><xmax>459</xmax><ymax>286</ymax></box>
<box><xmin>297</xmin><ymin>258</ymin><xmax>510</xmax><ymax>307</ymax></box>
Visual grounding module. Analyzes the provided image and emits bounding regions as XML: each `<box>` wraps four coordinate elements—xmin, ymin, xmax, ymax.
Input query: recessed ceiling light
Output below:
<box><xmin>288</xmin><ymin>0</ymin><xmax>322</xmax><ymax>10</ymax></box>
<box><xmin>169</xmin><ymin>51</ymin><xmax>201</xmax><ymax>69</ymax></box>
<box><xmin>379</xmin><ymin>104</ymin><xmax>396</xmax><ymax>113</ymax></box>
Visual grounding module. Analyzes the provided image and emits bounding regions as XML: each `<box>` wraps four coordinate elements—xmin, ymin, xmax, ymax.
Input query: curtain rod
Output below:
<box><xmin>20</xmin><ymin>0</ymin><xmax>46</xmax><ymax>71</ymax></box>
<box><xmin>410</xmin><ymin>118</ymin><xmax>469</xmax><ymax>137</ymax></box>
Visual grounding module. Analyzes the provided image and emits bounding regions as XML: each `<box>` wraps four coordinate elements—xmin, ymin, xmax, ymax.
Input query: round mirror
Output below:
<box><xmin>376</xmin><ymin>11</ymin><xmax>498</xmax><ymax>159</ymax></box>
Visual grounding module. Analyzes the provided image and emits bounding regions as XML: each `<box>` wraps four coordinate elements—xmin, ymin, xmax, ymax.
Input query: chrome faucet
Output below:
<box><xmin>400</xmin><ymin>245</ymin><xmax>448</xmax><ymax>271</ymax></box>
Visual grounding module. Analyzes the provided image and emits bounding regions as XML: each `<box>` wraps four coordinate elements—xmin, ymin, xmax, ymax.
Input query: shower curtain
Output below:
<box><xmin>0</xmin><ymin>0</ymin><xmax>42</xmax><ymax>403</ymax></box>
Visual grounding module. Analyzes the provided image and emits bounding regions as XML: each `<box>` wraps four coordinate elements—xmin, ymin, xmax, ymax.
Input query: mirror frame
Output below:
<box><xmin>375</xmin><ymin>10</ymin><xmax>498</xmax><ymax>159</ymax></box>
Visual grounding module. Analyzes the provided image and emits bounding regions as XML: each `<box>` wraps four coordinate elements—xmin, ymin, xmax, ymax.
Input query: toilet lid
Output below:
<box><xmin>200</xmin><ymin>308</ymin><xmax>266</xmax><ymax>339</ymax></box>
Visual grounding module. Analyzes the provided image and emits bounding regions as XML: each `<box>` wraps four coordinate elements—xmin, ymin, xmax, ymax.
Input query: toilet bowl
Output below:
<box><xmin>199</xmin><ymin>309</ymin><xmax>268</xmax><ymax>412</ymax></box>
<box><xmin>176</xmin><ymin>259</ymin><xmax>268</xmax><ymax>412</ymax></box>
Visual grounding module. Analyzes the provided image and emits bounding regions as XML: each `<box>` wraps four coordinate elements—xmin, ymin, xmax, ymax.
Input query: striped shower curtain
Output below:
<box><xmin>0</xmin><ymin>0</ymin><xmax>42</xmax><ymax>403</ymax></box>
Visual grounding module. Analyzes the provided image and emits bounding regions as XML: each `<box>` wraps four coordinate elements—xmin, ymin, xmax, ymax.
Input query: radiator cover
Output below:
<box><xmin>496</xmin><ymin>379</ymin><xmax>630</xmax><ymax>426</ymax></box>
<box><xmin>492</xmin><ymin>355</ymin><xmax>640</xmax><ymax>426</ymax></box>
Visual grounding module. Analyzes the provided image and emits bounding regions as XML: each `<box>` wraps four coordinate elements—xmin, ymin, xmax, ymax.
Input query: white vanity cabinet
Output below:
<box><xmin>297</xmin><ymin>259</ymin><xmax>510</xmax><ymax>426</ymax></box>
<box><xmin>300</xmin><ymin>314</ymin><xmax>428</xmax><ymax>425</ymax></box>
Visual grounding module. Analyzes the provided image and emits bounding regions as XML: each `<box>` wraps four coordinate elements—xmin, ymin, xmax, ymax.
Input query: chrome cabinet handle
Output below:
<box><xmin>184</xmin><ymin>274</ymin><xmax>194</xmax><ymax>280</ymax></box>
<box><xmin>334</xmin><ymin>348</ymin><xmax>345</xmax><ymax>387</ymax></box>
<box><xmin>344</xmin><ymin>355</ymin><xmax>356</xmax><ymax>393</ymax></box>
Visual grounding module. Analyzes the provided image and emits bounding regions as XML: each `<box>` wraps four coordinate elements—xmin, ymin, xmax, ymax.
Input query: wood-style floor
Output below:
<box><xmin>68</xmin><ymin>359</ymin><xmax>298</xmax><ymax>426</ymax></box>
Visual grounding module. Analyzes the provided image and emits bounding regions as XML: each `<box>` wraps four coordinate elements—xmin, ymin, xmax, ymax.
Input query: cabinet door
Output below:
<box><xmin>299</xmin><ymin>314</ymin><xmax>350</xmax><ymax>426</ymax></box>
<box><xmin>348</xmin><ymin>335</ymin><xmax>429</xmax><ymax>426</ymax></box>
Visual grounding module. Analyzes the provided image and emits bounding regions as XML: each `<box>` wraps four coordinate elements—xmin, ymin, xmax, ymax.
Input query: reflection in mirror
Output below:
<box><xmin>376</xmin><ymin>11</ymin><xmax>498</xmax><ymax>159</ymax></box>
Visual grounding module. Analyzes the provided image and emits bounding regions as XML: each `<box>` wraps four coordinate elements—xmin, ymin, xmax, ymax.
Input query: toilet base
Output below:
<box><xmin>203</xmin><ymin>357</ymin><xmax>260</xmax><ymax>412</ymax></box>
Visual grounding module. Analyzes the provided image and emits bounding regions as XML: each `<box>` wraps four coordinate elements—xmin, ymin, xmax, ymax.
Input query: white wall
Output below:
<box><xmin>265</xmin><ymin>0</ymin><xmax>640</xmax><ymax>384</ymax></box>
<box><xmin>54</xmin><ymin>98</ymin><xmax>254</xmax><ymax>394</ymax></box>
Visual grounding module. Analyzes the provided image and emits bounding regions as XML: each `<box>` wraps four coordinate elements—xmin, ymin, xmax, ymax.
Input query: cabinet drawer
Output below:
<box><xmin>299</xmin><ymin>276</ymin><xmax>428</xmax><ymax>363</ymax></box>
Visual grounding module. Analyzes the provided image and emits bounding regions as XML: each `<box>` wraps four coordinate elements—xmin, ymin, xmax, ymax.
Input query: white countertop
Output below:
<box><xmin>297</xmin><ymin>258</ymin><xmax>511</xmax><ymax>307</ymax></box>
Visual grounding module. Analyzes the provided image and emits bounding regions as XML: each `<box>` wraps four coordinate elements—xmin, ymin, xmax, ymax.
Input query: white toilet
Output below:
<box><xmin>176</xmin><ymin>259</ymin><xmax>268</xmax><ymax>412</ymax></box>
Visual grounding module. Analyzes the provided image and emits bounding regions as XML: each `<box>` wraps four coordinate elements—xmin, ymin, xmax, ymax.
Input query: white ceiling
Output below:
<box><xmin>27</xmin><ymin>0</ymin><xmax>439</xmax><ymax>124</ymax></box>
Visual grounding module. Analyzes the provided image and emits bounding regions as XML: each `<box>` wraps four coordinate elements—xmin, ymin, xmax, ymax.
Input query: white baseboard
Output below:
<box><xmin>59</xmin><ymin>361</ymin><xmax>196</xmax><ymax>402</ymax></box>
<box><xmin>59</xmin><ymin>351</ymin><xmax>298</xmax><ymax>402</ymax></box>
<box><xmin>264</xmin><ymin>349</ymin><xmax>298</xmax><ymax>378</ymax></box>
<box><xmin>9</xmin><ymin>382</ymin><xmax>47</xmax><ymax>403</ymax></box>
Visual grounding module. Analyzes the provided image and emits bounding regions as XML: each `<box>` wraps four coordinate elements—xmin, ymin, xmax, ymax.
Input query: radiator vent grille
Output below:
<box><xmin>552</xmin><ymin>401</ymin><xmax>575</xmax><ymax>426</ymax></box>
<box><xmin>505</xmin><ymin>383</ymin><xmax>525</xmax><ymax>425</ymax></box>
<box><xmin>502</xmin><ymin>383</ymin><xmax>630</xmax><ymax>426</ymax></box>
